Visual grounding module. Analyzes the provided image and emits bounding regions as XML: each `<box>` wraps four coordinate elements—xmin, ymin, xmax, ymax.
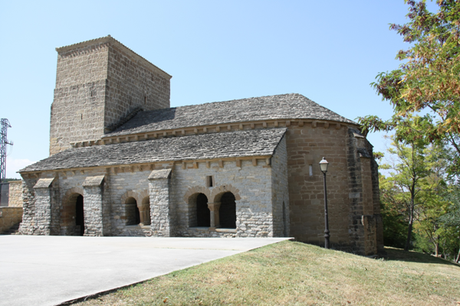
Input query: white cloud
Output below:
<box><xmin>5</xmin><ymin>159</ymin><xmax>35</xmax><ymax>179</ymax></box>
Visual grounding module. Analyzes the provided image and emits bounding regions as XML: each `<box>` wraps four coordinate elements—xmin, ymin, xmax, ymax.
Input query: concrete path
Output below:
<box><xmin>0</xmin><ymin>236</ymin><xmax>288</xmax><ymax>306</ymax></box>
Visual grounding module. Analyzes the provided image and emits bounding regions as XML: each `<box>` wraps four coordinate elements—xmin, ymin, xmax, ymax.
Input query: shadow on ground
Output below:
<box><xmin>384</xmin><ymin>247</ymin><xmax>459</xmax><ymax>266</ymax></box>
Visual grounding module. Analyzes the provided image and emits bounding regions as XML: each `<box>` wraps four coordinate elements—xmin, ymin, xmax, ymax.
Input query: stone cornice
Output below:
<box><xmin>70</xmin><ymin>119</ymin><xmax>350</xmax><ymax>148</ymax></box>
<box><xmin>20</xmin><ymin>155</ymin><xmax>272</xmax><ymax>178</ymax></box>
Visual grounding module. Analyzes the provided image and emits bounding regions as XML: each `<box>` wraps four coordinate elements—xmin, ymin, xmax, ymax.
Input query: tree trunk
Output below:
<box><xmin>405</xmin><ymin>221</ymin><xmax>413</xmax><ymax>251</ymax></box>
<box><xmin>455</xmin><ymin>248</ymin><xmax>460</xmax><ymax>263</ymax></box>
<box><xmin>405</xmin><ymin>199</ymin><xmax>415</xmax><ymax>251</ymax></box>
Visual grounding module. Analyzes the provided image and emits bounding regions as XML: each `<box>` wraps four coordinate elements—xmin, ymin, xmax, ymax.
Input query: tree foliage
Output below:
<box><xmin>379</xmin><ymin>173</ymin><xmax>409</xmax><ymax>248</ymax></box>
<box><xmin>379</xmin><ymin>138</ymin><xmax>459</xmax><ymax>260</ymax></box>
<box><xmin>381</xmin><ymin>139</ymin><xmax>446</xmax><ymax>251</ymax></box>
<box><xmin>358</xmin><ymin>0</ymin><xmax>460</xmax><ymax>170</ymax></box>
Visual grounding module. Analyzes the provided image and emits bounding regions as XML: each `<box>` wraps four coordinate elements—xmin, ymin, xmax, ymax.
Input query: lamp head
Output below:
<box><xmin>319</xmin><ymin>157</ymin><xmax>329</xmax><ymax>173</ymax></box>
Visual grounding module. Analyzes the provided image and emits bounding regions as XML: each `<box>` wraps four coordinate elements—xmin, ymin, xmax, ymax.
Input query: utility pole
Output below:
<box><xmin>0</xmin><ymin>118</ymin><xmax>13</xmax><ymax>205</ymax></box>
<box><xmin>0</xmin><ymin>118</ymin><xmax>13</xmax><ymax>183</ymax></box>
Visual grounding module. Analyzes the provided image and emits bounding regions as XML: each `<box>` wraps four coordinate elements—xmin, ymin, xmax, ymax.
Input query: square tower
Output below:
<box><xmin>49</xmin><ymin>36</ymin><xmax>171</xmax><ymax>155</ymax></box>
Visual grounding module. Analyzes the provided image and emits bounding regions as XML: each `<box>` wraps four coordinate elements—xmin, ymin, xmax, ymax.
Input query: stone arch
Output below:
<box><xmin>121</xmin><ymin>190</ymin><xmax>140</xmax><ymax>204</ymax></box>
<box><xmin>218</xmin><ymin>192</ymin><xmax>236</xmax><ymax>229</ymax></box>
<box><xmin>211</xmin><ymin>185</ymin><xmax>240</xmax><ymax>230</ymax></box>
<box><xmin>184</xmin><ymin>186</ymin><xmax>211</xmax><ymax>228</ymax></box>
<box><xmin>61</xmin><ymin>187</ymin><xmax>85</xmax><ymax>236</ymax></box>
<box><xmin>121</xmin><ymin>190</ymin><xmax>140</xmax><ymax>226</ymax></box>
<box><xmin>187</xmin><ymin>193</ymin><xmax>210</xmax><ymax>227</ymax></box>
<box><xmin>183</xmin><ymin>186</ymin><xmax>211</xmax><ymax>203</ymax></box>
<box><xmin>210</xmin><ymin>184</ymin><xmax>241</xmax><ymax>202</ymax></box>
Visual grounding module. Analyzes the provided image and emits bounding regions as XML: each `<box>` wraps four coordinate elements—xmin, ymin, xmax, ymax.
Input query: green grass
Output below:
<box><xmin>71</xmin><ymin>241</ymin><xmax>460</xmax><ymax>306</ymax></box>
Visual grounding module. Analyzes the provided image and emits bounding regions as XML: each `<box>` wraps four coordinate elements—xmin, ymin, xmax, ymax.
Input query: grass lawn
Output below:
<box><xmin>70</xmin><ymin>241</ymin><xmax>460</xmax><ymax>305</ymax></box>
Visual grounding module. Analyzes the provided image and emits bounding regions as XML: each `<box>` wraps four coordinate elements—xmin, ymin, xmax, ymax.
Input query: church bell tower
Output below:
<box><xmin>49</xmin><ymin>36</ymin><xmax>172</xmax><ymax>155</ymax></box>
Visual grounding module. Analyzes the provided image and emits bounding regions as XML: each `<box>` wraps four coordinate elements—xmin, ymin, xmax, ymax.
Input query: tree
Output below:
<box><xmin>358</xmin><ymin>0</ymin><xmax>460</xmax><ymax>172</ymax></box>
<box><xmin>413</xmin><ymin>170</ymin><xmax>449</xmax><ymax>256</ymax></box>
<box><xmin>380</xmin><ymin>138</ymin><xmax>446</xmax><ymax>251</ymax></box>
<box><xmin>379</xmin><ymin>172</ymin><xmax>410</xmax><ymax>248</ymax></box>
<box><xmin>439</xmin><ymin>185</ymin><xmax>460</xmax><ymax>262</ymax></box>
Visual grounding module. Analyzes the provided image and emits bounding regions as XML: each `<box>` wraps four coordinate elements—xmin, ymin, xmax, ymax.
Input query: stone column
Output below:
<box><xmin>207</xmin><ymin>202</ymin><xmax>221</xmax><ymax>228</ymax></box>
<box><xmin>148</xmin><ymin>168</ymin><xmax>172</xmax><ymax>237</ymax></box>
<box><xmin>33</xmin><ymin>177</ymin><xmax>58</xmax><ymax>235</ymax></box>
<box><xmin>140</xmin><ymin>207</ymin><xmax>150</xmax><ymax>225</ymax></box>
<box><xmin>82</xmin><ymin>175</ymin><xmax>106</xmax><ymax>236</ymax></box>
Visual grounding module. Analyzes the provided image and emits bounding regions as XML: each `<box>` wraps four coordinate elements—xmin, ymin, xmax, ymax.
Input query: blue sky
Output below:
<box><xmin>0</xmin><ymin>1</ymin><xmax>436</xmax><ymax>178</ymax></box>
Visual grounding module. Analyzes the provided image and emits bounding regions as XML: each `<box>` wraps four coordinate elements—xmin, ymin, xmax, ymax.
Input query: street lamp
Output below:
<box><xmin>319</xmin><ymin>157</ymin><xmax>330</xmax><ymax>249</ymax></box>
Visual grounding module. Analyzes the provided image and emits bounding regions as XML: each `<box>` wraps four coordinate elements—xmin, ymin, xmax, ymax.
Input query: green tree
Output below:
<box><xmin>380</xmin><ymin>139</ymin><xmax>446</xmax><ymax>251</ymax></box>
<box><xmin>440</xmin><ymin>185</ymin><xmax>460</xmax><ymax>262</ymax></box>
<box><xmin>358</xmin><ymin>0</ymin><xmax>460</xmax><ymax>172</ymax></box>
<box><xmin>379</xmin><ymin>172</ymin><xmax>409</xmax><ymax>248</ymax></box>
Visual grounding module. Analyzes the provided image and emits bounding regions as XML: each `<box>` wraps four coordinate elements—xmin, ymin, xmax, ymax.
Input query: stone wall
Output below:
<box><xmin>284</xmin><ymin>122</ymin><xmax>381</xmax><ymax>254</ymax></box>
<box><xmin>286</xmin><ymin>123</ymin><xmax>352</xmax><ymax>246</ymax></box>
<box><xmin>172</xmin><ymin>158</ymin><xmax>276</xmax><ymax>238</ymax></box>
<box><xmin>19</xmin><ymin>155</ymin><xmax>282</xmax><ymax>238</ymax></box>
<box><xmin>0</xmin><ymin>207</ymin><xmax>23</xmax><ymax>234</ymax></box>
<box><xmin>105</xmin><ymin>43</ymin><xmax>171</xmax><ymax>129</ymax></box>
<box><xmin>50</xmin><ymin>42</ymin><xmax>108</xmax><ymax>155</ymax></box>
<box><xmin>271</xmin><ymin>135</ymin><xmax>290</xmax><ymax>237</ymax></box>
<box><xmin>19</xmin><ymin>177</ymin><xmax>39</xmax><ymax>235</ymax></box>
<box><xmin>8</xmin><ymin>181</ymin><xmax>23</xmax><ymax>207</ymax></box>
<box><xmin>49</xmin><ymin>37</ymin><xmax>171</xmax><ymax>155</ymax></box>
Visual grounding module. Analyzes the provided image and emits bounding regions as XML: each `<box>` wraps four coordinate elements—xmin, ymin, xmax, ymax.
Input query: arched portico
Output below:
<box><xmin>188</xmin><ymin>193</ymin><xmax>210</xmax><ymax>227</ymax></box>
<box><xmin>125</xmin><ymin>197</ymin><xmax>140</xmax><ymax>225</ymax></box>
<box><xmin>218</xmin><ymin>192</ymin><xmax>236</xmax><ymax>229</ymax></box>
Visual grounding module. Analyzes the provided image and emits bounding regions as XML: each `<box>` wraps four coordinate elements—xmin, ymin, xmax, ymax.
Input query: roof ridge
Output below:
<box><xmin>171</xmin><ymin>93</ymin><xmax>303</xmax><ymax>109</ymax></box>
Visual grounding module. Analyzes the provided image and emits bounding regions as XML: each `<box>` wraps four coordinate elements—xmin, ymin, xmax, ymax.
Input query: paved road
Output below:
<box><xmin>0</xmin><ymin>236</ymin><xmax>288</xmax><ymax>306</ymax></box>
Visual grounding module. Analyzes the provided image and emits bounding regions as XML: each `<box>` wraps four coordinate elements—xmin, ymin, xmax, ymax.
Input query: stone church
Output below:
<box><xmin>19</xmin><ymin>36</ymin><xmax>383</xmax><ymax>255</ymax></box>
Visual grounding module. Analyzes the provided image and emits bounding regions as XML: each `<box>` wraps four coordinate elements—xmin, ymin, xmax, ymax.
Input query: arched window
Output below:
<box><xmin>219</xmin><ymin>192</ymin><xmax>236</xmax><ymax>229</ymax></box>
<box><xmin>125</xmin><ymin>197</ymin><xmax>140</xmax><ymax>225</ymax></box>
<box><xmin>196</xmin><ymin>193</ymin><xmax>210</xmax><ymax>227</ymax></box>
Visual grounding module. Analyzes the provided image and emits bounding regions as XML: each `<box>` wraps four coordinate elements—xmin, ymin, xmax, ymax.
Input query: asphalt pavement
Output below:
<box><xmin>0</xmin><ymin>235</ymin><xmax>289</xmax><ymax>306</ymax></box>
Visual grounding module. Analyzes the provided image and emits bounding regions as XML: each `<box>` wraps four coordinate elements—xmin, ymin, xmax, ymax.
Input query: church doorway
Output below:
<box><xmin>61</xmin><ymin>190</ymin><xmax>85</xmax><ymax>236</ymax></box>
<box><xmin>75</xmin><ymin>195</ymin><xmax>84</xmax><ymax>236</ymax></box>
<box><xmin>125</xmin><ymin>197</ymin><xmax>140</xmax><ymax>225</ymax></box>
<box><xmin>196</xmin><ymin>193</ymin><xmax>210</xmax><ymax>227</ymax></box>
<box><xmin>219</xmin><ymin>192</ymin><xmax>236</xmax><ymax>228</ymax></box>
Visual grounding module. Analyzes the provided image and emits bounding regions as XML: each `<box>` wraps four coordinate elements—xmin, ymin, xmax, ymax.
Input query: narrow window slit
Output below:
<box><xmin>206</xmin><ymin>176</ymin><xmax>213</xmax><ymax>187</ymax></box>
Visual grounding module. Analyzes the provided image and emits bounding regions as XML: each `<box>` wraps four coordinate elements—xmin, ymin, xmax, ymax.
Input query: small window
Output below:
<box><xmin>206</xmin><ymin>176</ymin><xmax>213</xmax><ymax>187</ymax></box>
<box><xmin>309</xmin><ymin>164</ymin><xmax>313</xmax><ymax>176</ymax></box>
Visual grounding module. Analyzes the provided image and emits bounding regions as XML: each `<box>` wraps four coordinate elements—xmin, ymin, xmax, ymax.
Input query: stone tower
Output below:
<box><xmin>49</xmin><ymin>36</ymin><xmax>172</xmax><ymax>155</ymax></box>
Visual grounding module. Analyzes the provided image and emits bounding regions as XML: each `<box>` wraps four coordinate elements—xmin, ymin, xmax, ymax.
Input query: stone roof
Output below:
<box><xmin>21</xmin><ymin>128</ymin><xmax>287</xmax><ymax>172</ymax></box>
<box><xmin>106</xmin><ymin>93</ymin><xmax>356</xmax><ymax>137</ymax></box>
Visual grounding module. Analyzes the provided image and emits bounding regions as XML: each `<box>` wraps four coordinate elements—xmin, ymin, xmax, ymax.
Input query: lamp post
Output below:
<box><xmin>319</xmin><ymin>157</ymin><xmax>330</xmax><ymax>249</ymax></box>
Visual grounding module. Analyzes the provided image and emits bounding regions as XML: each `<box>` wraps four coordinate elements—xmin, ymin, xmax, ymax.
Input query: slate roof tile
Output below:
<box><xmin>106</xmin><ymin>93</ymin><xmax>355</xmax><ymax>137</ymax></box>
<box><xmin>21</xmin><ymin>128</ymin><xmax>286</xmax><ymax>172</ymax></box>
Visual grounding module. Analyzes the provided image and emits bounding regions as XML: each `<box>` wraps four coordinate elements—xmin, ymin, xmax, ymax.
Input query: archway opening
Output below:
<box><xmin>75</xmin><ymin>195</ymin><xmax>84</xmax><ymax>236</ymax></box>
<box><xmin>196</xmin><ymin>193</ymin><xmax>210</xmax><ymax>227</ymax></box>
<box><xmin>219</xmin><ymin>192</ymin><xmax>236</xmax><ymax>229</ymax></box>
<box><xmin>125</xmin><ymin>197</ymin><xmax>140</xmax><ymax>225</ymax></box>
